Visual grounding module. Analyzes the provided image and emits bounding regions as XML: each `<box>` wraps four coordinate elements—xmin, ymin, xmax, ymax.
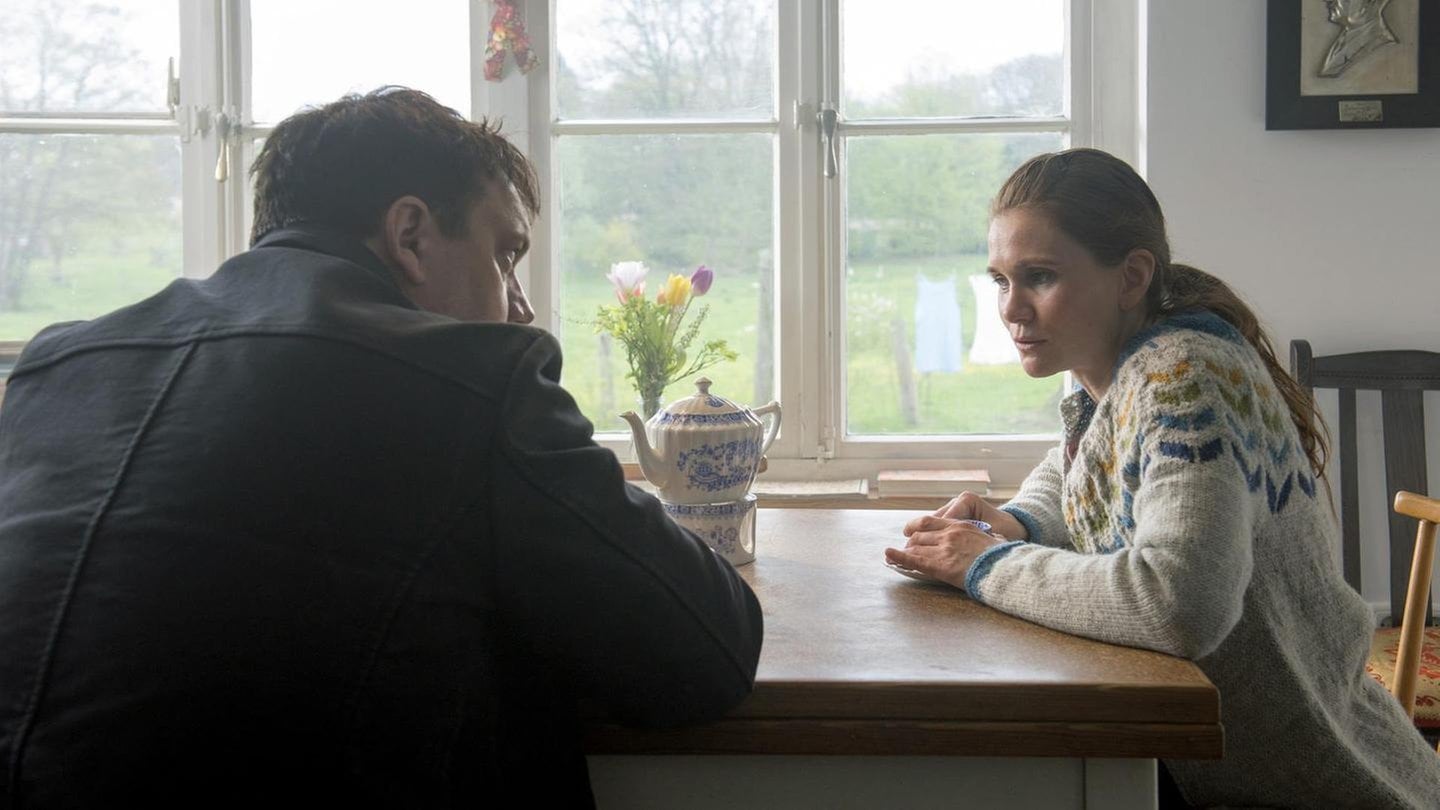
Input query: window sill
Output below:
<box><xmin>621</xmin><ymin>463</ymin><xmax>1017</xmax><ymax>510</ymax></box>
<box><xmin>602</xmin><ymin>435</ymin><xmax>1051</xmax><ymax>492</ymax></box>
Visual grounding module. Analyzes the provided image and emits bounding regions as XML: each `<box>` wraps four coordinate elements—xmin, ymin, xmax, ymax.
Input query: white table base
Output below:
<box><xmin>589</xmin><ymin>755</ymin><xmax>1157</xmax><ymax>810</ymax></box>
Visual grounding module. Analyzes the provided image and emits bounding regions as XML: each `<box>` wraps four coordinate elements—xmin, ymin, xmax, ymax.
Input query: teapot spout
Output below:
<box><xmin>619</xmin><ymin>410</ymin><xmax>672</xmax><ymax>490</ymax></box>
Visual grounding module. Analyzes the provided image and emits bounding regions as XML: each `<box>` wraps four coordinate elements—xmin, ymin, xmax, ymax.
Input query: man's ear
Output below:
<box><xmin>1119</xmin><ymin>248</ymin><xmax>1157</xmax><ymax>311</ymax></box>
<box><xmin>375</xmin><ymin>196</ymin><xmax>432</xmax><ymax>286</ymax></box>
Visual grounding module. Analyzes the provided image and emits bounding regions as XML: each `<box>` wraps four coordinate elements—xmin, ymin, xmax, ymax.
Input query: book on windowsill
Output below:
<box><xmin>875</xmin><ymin>469</ymin><xmax>990</xmax><ymax>498</ymax></box>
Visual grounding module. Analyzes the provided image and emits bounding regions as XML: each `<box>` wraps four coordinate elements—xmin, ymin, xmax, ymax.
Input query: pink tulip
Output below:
<box><xmin>606</xmin><ymin>261</ymin><xmax>648</xmax><ymax>303</ymax></box>
<box><xmin>690</xmin><ymin>265</ymin><xmax>714</xmax><ymax>297</ymax></box>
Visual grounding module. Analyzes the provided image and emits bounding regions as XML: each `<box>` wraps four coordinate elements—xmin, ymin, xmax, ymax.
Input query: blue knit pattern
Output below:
<box><xmin>1000</xmin><ymin>505</ymin><xmax>1043</xmax><ymax>546</ymax></box>
<box><xmin>965</xmin><ymin>540</ymin><xmax>1026</xmax><ymax>599</ymax></box>
<box><xmin>1058</xmin><ymin>312</ymin><xmax>1317</xmax><ymax>554</ymax></box>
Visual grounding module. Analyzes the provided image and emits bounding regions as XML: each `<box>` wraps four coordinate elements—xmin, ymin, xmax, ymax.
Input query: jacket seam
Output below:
<box><xmin>10</xmin><ymin>327</ymin><xmax>502</xmax><ymax>404</ymax></box>
<box><xmin>6</xmin><ymin>342</ymin><xmax>198</xmax><ymax>793</ymax></box>
<box><xmin>343</xmin><ymin>417</ymin><xmax>490</xmax><ymax>745</ymax></box>
<box><xmin>341</xmin><ymin>516</ymin><xmax>463</xmax><ymax>736</ymax></box>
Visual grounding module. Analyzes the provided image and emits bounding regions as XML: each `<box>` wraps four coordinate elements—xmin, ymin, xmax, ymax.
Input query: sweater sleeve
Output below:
<box><xmin>490</xmin><ymin>332</ymin><xmax>763</xmax><ymax>727</ymax></box>
<box><xmin>967</xmin><ymin>368</ymin><xmax>1258</xmax><ymax>660</ymax></box>
<box><xmin>999</xmin><ymin>446</ymin><xmax>1072</xmax><ymax>549</ymax></box>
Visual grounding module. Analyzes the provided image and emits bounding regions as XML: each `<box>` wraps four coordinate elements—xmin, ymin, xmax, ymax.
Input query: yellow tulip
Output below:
<box><xmin>656</xmin><ymin>273</ymin><xmax>692</xmax><ymax>308</ymax></box>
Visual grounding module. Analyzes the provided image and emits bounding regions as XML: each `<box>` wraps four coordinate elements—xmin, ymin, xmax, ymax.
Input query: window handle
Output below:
<box><xmin>214</xmin><ymin>111</ymin><xmax>229</xmax><ymax>182</ymax></box>
<box><xmin>818</xmin><ymin>106</ymin><xmax>839</xmax><ymax>179</ymax></box>
<box><xmin>166</xmin><ymin>57</ymin><xmax>180</xmax><ymax>114</ymax></box>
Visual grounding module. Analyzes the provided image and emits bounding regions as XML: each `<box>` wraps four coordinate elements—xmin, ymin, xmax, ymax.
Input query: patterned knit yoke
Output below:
<box><xmin>1057</xmin><ymin>310</ymin><xmax>1318</xmax><ymax>555</ymax></box>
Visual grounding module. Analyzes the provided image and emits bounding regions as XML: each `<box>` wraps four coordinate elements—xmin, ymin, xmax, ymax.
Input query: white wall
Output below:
<box><xmin>1144</xmin><ymin>1</ymin><xmax>1440</xmax><ymax>614</ymax></box>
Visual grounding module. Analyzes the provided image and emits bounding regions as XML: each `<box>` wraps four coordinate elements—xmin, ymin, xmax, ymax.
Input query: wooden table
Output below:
<box><xmin>586</xmin><ymin>509</ymin><xmax>1222</xmax><ymax>809</ymax></box>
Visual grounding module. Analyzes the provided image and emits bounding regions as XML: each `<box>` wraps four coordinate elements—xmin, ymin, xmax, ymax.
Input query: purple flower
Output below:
<box><xmin>690</xmin><ymin>265</ymin><xmax>714</xmax><ymax>297</ymax></box>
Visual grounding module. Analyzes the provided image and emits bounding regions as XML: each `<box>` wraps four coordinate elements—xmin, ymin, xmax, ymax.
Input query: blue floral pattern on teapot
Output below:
<box><xmin>620</xmin><ymin>378</ymin><xmax>781</xmax><ymax>505</ymax></box>
<box><xmin>676</xmin><ymin>437</ymin><xmax>763</xmax><ymax>494</ymax></box>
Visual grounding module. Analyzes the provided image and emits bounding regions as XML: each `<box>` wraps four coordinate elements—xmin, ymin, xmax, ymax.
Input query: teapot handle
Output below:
<box><xmin>752</xmin><ymin>401</ymin><xmax>782</xmax><ymax>457</ymax></box>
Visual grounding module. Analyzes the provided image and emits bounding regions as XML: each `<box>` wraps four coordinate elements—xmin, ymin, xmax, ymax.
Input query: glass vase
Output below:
<box><xmin>637</xmin><ymin>378</ymin><xmax>665</xmax><ymax>420</ymax></box>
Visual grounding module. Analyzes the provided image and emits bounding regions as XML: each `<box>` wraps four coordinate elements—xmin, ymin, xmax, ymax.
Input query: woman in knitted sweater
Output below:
<box><xmin>885</xmin><ymin>148</ymin><xmax>1440</xmax><ymax>809</ymax></box>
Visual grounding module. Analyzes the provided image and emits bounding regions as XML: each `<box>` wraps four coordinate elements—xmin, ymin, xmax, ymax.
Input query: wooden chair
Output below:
<box><xmin>1392</xmin><ymin>491</ymin><xmax>1440</xmax><ymax>752</ymax></box>
<box><xmin>1290</xmin><ymin>340</ymin><xmax>1440</xmax><ymax>744</ymax></box>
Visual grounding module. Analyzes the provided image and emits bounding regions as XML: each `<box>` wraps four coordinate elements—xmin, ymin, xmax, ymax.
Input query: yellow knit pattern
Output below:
<box><xmin>1060</xmin><ymin>332</ymin><xmax>1314</xmax><ymax>555</ymax></box>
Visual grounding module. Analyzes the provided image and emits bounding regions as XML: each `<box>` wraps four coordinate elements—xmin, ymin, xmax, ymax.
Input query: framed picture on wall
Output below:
<box><xmin>1267</xmin><ymin>0</ymin><xmax>1440</xmax><ymax>129</ymax></box>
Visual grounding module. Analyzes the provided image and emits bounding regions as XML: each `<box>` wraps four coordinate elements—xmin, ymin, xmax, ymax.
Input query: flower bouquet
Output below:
<box><xmin>594</xmin><ymin>261</ymin><xmax>737</xmax><ymax>419</ymax></box>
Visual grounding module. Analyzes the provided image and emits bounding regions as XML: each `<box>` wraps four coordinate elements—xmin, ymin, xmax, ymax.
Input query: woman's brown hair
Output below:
<box><xmin>991</xmin><ymin>148</ymin><xmax>1329</xmax><ymax>477</ymax></box>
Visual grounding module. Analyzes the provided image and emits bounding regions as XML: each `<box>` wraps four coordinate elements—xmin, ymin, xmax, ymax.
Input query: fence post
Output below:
<box><xmin>890</xmin><ymin>315</ymin><xmax>918</xmax><ymax>427</ymax></box>
<box><xmin>598</xmin><ymin>333</ymin><xmax>615</xmax><ymax>420</ymax></box>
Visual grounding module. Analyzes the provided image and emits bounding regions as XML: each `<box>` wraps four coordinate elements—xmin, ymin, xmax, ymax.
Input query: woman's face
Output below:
<box><xmin>987</xmin><ymin>208</ymin><xmax>1138</xmax><ymax>397</ymax></box>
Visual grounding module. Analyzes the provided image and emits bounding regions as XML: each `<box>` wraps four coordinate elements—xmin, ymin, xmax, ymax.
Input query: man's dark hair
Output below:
<box><xmin>249</xmin><ymin>86</ymin><xmax>540</xmax><ymax>245</ymax></box>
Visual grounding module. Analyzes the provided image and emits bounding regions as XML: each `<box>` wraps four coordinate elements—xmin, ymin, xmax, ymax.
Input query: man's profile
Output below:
<box><xmin>1319</xmin><ymin>0</ymin><xmax>1399</xmax><ymax>77</ymax></box>
<box><xmin>0</xmin><ymin>87</ymin><xmax>762</xmax><ymax>807</ymax></box>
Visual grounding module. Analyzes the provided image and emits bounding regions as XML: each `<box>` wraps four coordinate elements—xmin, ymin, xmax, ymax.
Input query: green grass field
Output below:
<box><xmin>0</xmin><ymin>245</ymin><xmax>1064</xmax><ymax>437</ymax></box>
<box><xmin>0</xmin><ymin>223</ymin><xmax>180</xmax><ymax>341</ymax></box>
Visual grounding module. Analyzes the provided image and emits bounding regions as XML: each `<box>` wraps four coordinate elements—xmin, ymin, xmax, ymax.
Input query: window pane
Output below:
<box><xmin>0</xmin><ymin>1</ymin><xmax>177</xmax><ymax>114</ymax></box>
<box><xmin>249</xmin><ymin>1</ymin><xmax>469</xmax><ymax>123</ymax></box>
<box><xmin>554</xmin><ymin>134</ymin><xmax>774</xmax><ymax>432</ymax></box>
<box><xmin>844</xmin><ymin>132</ymin><xmax>1064</xmax><ymax>435</ymax></box>
<box><xmin>842</xmin><ymin>0</ymin><xmax>1063</xmax><ymax>118</ymax></box>
<box><xmin>0</xmin><ymin>134</ymin><xmax>182</xmax><ymax>341</ymax></box>
<box><xmin>556</xmin><ymin>0</ymin><xmax>775</xmax><ymax>120</ymax></box>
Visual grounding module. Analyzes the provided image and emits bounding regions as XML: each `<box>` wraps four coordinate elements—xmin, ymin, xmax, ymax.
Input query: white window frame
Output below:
<box><xmin>0</xmin><ymin>1</ymin><xmax>255</xmax><ymax>280</ymax></box>
<box><xmin>0</xmin><ymin>1</ymin><xmax>241</xmax><ymax>372</ymax></box>
<box><xmin>511</xmin><ymin>0</ymin><xmax>1140</xmax><ymax>486</ymax></box>
<box><xmin>1</xmin><ymin>0</ymin><xmax>1142</xmax><ymax>487</ymax></box>
<box><xmin>179</xmin><ymin>0</ymin><xmax>246</xmax><ymax>275</ymax></box>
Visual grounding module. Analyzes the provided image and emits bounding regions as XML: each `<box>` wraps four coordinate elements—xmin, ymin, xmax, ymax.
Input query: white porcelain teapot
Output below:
<box><xmin>620</xmin><ymin>377</ymin><xmax>781</xmax><ymax>504</ymax></box>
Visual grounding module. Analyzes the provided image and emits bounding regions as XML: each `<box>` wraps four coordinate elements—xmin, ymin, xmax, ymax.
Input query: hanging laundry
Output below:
<box><xmin>913</xmin><ymin>275</ymin><xmax>963</xmax><ymax>374</ymax></box>
<box><xmin>968</xmin><ymin>273</ymin><xmax>1020</xmax><ymax>365</ymax></box>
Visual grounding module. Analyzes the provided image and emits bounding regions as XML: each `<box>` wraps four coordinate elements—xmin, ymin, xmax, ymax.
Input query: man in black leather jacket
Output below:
<box><xmin>0</xmin><ymin>87</ymin><xmax>763</xmax><ymax>807</ymax></box>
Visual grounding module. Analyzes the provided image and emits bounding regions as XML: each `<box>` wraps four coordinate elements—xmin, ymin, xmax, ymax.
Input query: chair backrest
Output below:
<box><xmin>1289</xmin><ymin>340</ymin><xmax>1440</xmax><ymax>626</ymax></box>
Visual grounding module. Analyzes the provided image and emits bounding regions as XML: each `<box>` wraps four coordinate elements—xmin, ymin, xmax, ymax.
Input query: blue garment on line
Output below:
<box><xmin>913</xmin><ymin>275</ymin><xmax>963</xmax><ymax>373</ymax></box>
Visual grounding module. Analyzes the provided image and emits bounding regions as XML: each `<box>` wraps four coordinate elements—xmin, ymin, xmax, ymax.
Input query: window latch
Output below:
<box><xmin>817</xmin><ymin>427</ymin><xmax>836</xmax><ymax>460</ymax></box>
<box><xmin>166</xmin><ymin>56</ymin><xmax>180</xmax><ymax>114</ymax></box>
<box><xmin>817</xmin><ymin>105</ymin><xmax>839</xmax><ymax>179</ymax></box>
<box><xmin>213</xmin><ymin>110</ymin><xmax>231</xmax><ymax>182</ymax></box>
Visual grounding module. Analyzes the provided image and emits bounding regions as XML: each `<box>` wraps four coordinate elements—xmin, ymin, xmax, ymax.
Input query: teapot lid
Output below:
<box><xmin>656</xmin><ymin>377</ymin><xmax>755</xmax><ymax>425</ymax></box>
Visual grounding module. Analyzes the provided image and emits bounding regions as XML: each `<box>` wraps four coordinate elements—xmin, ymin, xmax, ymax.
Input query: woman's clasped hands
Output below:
<box><xmin>884</xmin><ymin>492</ymin><xmax>1026</xmax><ymax>591</ymax></box>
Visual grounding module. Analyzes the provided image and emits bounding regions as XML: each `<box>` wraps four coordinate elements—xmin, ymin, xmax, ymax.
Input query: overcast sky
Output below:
<box><xmin>557</xmin><ymin>0</ymin><xmax>1063</xmax><ymax>103</ymax></box>
<box><xmin>4</xmin><ymin>1</ymin><xmax>1061</xmax><ymax>119</ymax></box>
<box><xmin>252</xmin><ymin>0</ymin><xmax>1062</xmax><ymax>120</ymax></box>
<box><xmin>843</xmin><ymin>0</ymin><xmax>1062</xmax><ymax>100</ymax></box>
